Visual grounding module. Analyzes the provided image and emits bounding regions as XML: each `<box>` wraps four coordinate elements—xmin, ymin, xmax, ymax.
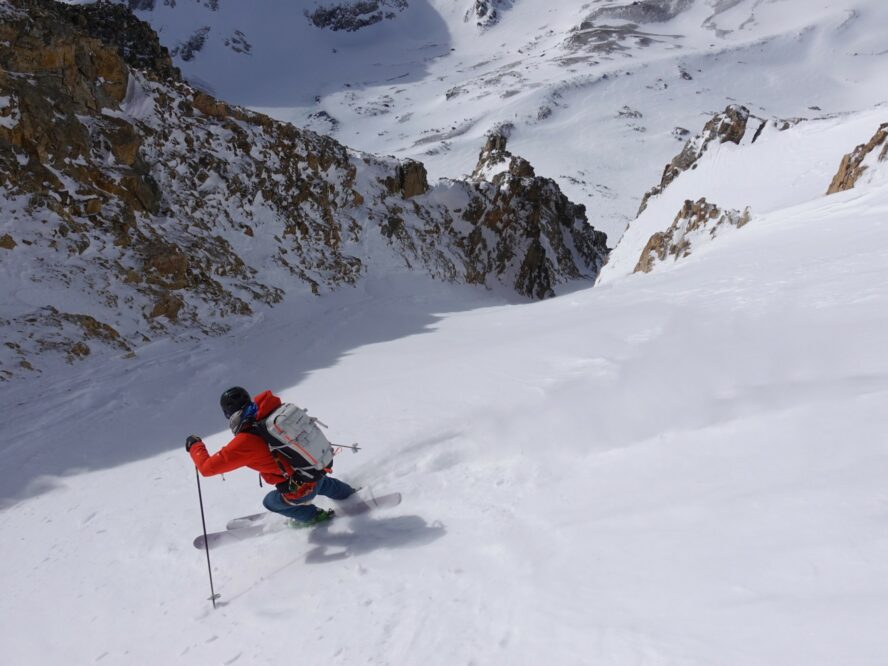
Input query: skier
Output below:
<box><xmin>186</xmin><ymin>387</ymin><xmax>357</xmax><ymax>526</ymax></box>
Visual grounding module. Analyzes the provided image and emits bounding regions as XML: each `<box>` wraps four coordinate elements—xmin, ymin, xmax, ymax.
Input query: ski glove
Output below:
<box><xmin>185</xmin><ymin>435</ymin><xmax>202</xmax><ymax>452</ymax></box>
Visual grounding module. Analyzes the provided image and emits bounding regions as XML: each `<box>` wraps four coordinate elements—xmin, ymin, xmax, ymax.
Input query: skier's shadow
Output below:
<box><xmin>304</xmin><ymin>514</ymin><xmax>446</xmax><ymax>564</ymax></box>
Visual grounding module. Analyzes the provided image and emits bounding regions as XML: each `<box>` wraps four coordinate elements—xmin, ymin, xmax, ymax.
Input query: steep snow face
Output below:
<box><xmin>2</xmin><ymin>118</ymin><xmax>888</xmax><ymax>665</ymax></box>
<box><xmin>598</xmin><ymin>106</ymin><xmax>888</xmax><ymax>282</ymax></box>
<box><xmin>77</xmin><ymin>0</ymin><xmax>888</xmax><ymax>240</ymax></box>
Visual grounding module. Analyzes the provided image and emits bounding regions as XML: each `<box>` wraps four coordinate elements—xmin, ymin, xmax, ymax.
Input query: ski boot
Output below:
<box><xmin>288</xmin><ymin>508</ymin><xmax>335</xmax><ymax>529</ymax></box>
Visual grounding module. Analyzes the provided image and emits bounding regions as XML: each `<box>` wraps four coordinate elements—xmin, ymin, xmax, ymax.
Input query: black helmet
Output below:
<box><xmin>220</xmin><ymin>386</ymin><xmax>251</xmax><ymax>419</ymax></box>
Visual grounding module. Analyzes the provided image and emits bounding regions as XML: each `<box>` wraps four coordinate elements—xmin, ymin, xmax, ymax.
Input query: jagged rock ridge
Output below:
<box><xmin>634</xmin><ymin>197</ymin><xmax>750</xmax><ymax>274</ymax></box>
<box><xmin>637</xmin><ymin>104</ymin><xmax>763</xmax><ymax>215</ymax></box>
<box><xmin>0</xmin><ymin>0</ymin><xmax>607</xmax><ymax>379</ymax></box>
<box><xmin>635</xmin><ymin>103</ymin><xmax>810</xmax><ymax>214</ymax></box>
<box><xmin>470</xmin><ymin>128</ymin><xmax>535</xmax><ymax>182</ymax></box>
<box><xmin>68</xmin><ymin>0</ymin><xmax>182</xmax><ymax>79</ymax></box>
<box><xmin>584</xmin><ymin>0</ymin><xmax>693</xmax><ymax>25</ymax></box>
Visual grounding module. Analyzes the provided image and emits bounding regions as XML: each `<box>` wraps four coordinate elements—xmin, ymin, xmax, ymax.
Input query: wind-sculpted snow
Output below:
<box><xmin>0</xmin><ymin>0</ymin><xmax>606</xmax><ymax>380</ymax></box>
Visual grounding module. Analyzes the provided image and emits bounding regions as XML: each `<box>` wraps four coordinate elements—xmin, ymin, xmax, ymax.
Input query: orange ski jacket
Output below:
<box><xmin>188</xmin><ymin>390</ymin><xmax>316</xmax><ymax>499</ymax></box>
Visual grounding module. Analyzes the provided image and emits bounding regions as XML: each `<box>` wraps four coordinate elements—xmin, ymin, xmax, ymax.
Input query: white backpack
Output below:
<box><xmin>260</xmin><ymin>403</ymin><xmax>334</xmax><ymax>482</ymax></box>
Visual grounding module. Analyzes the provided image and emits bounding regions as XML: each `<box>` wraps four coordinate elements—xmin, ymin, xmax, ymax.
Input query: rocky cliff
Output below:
<box><xmin>460</xmin><ymin>131</ymin><xmax>608</xmax><ymax>298</ymax></box>
<box><xmin>0</xmin><ymin>0</ymin><xmax>607</xmax><ymax>380</ymax></box>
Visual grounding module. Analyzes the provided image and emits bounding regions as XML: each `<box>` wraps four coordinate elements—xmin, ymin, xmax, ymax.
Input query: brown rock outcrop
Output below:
<box><xmin>0</xmin><ymin>0</ymin><xmax>160</xmax><ymax>218</ymax></box>
<box><xmin>826</xmin><ymin>122</ymin><xmax>888</xmax><ymax>194</ymax></box>
<box><xmin>385</xmin><ymin>160</ymin><xmax>429</xmax><ymax>199</ymax></box>
<box><xmin>634</xmin><ymin>197</ymin><xmax>750</xmax><ymax>274</ymax></box>
<box><xmin>458</xmin><ymin>137</ymin><xmax>607</xmax><ymax>298</ymax></box>
<box><xmin>471</xmin><ymin>130</ymin><xmax>536</xmax><ymax>184</ymax></box>
<box><xmin>61</xmin><ymin>0</ymin><xmax>181</xmax><ymax>81</ymax></box>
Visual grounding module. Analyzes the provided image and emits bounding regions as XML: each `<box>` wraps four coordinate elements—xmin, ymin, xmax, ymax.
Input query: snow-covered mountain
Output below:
<box><xmin>600</xmin><ymin>103</ymin><xmax>888</xmax><ymax>281</ymax></box>
<box><xmin>0</xmin><ymin>0</ymin><xmax>606</xmax><ymax>380</ymax></box>
<box><xmin>93</xmin><ymin>0</ymin><xmax>888</xmax><ymax>241</ymax></box>
<box><xmin>2</xmin><ymin>1</ymin><xmax>888</xmax><ymax>664</ymax></box>
<box><xmin>3</xmin><ymin>97</ymin><xmax>888</xmax><ymax>664</ymax></box>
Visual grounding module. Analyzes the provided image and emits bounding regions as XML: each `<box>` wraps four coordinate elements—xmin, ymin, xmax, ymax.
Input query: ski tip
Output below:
<box><xmin>366</xmin><ymin>490</ymin><xmax>402</xmax><ymax>508</ymax></box>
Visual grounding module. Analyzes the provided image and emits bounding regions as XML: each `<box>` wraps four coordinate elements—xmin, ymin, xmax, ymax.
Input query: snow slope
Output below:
<box><xmin>4</xmin><ymin>2</ymin><xmax>888</xmax><ymax>664</ymax></box>
<box><xmin>83</xmin><ymin>0</ymin><xmax>888</xmax><ymax>241</ymax></box>
<box><xmin>2</xmin><ymin>119</ymin><xmax>888</xmax><ymax>664</ymax></box>
<box><xmin>599</xmin><ymin>105</ymin><xmax>888</xmax><ymax>282</ymax></box>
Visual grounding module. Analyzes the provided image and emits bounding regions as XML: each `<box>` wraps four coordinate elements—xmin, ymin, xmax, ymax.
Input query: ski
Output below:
<box><xmin>193</xmin><ymin>524</ymin><xmax>269</xmax><ymax>550</ymax></box>
<box><xmin>193</xmin><ymin>492</ymin><xmax>402</xmax><ymax>550</ymax></box>
<box><xmin>226</xmin><ymin>491</ymin><xmax>402</xmax><ymax>530</ymax></box>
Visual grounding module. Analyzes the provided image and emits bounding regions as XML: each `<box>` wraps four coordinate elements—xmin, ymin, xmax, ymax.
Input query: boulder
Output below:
<box><xmin>385</xmin><ymin>160</ymin><xmax>429</xmax><ymax>199</ymax></box>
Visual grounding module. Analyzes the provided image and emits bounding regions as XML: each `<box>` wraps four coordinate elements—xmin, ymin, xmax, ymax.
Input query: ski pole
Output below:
<box><xmin>334</xmin><ymin>442</ymin><xmax>362</xmax><ymax>452</ymax></box>
<box><xmin>195</xmin><ymin>467</ymin><xmax>220</xmax><ymax>609</ymax></box>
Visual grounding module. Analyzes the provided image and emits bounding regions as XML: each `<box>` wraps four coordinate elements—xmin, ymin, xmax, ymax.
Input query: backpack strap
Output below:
<box><xmin>270</xmin><ymin>448</ymin><xmax>319</xmax><ymax>484</ymax></box>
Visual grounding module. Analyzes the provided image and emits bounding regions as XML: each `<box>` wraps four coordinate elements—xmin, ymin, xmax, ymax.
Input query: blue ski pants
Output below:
<box><xmin>262</xmin><ymin>476</ymin><xmax>356</xmax><ymax>522</ymax></box>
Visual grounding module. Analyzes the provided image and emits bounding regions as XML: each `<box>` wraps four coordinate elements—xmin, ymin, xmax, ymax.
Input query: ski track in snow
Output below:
<box><xmin>5</xmin><ymin>1</ymin><xmax>888</xmax><ymax>664</ymax></box>
<box><xmin>3</xmin><ymin>174</ymin><xmax>888</xmax><ymax>664</ymax></box>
